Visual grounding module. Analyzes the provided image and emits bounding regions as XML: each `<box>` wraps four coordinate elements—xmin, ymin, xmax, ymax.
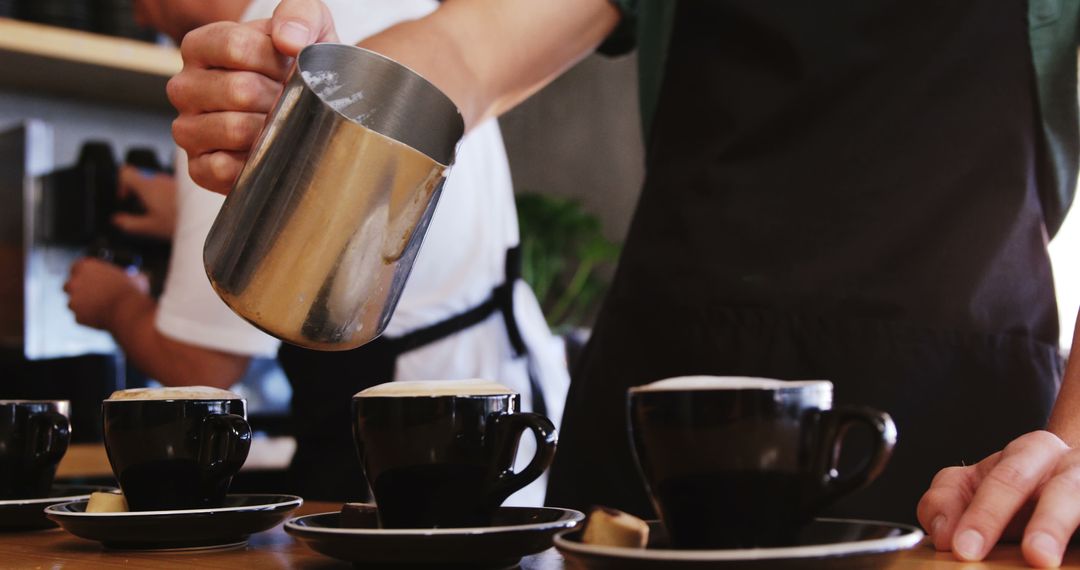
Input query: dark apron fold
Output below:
<box><xmin>547</xmin><ymin>0</ymin><xmax>1062</xmax><ymax>524</ymax></box>
<box><xmin>549</xmin><ymin>298</ymin><xmax>1061</xmax><ymax>521</ymax></box>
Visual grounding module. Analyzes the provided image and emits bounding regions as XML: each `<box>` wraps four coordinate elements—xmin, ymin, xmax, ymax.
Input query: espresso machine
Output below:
<box><xmin>0</xmin><ymin>121</ymin><xmax>169</xmax><ymax>440</ymax></box>
<box><xmin>40</xmin><ymin>139</ymin><xmax>170</xmax><ymax>289</ymax></box>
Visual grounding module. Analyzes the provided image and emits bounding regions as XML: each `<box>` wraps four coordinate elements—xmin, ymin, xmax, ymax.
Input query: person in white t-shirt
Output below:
<box><xmin>64</xmin><ymin>0</ymin><xmax>569</xmax><ymax>505</ymax></box>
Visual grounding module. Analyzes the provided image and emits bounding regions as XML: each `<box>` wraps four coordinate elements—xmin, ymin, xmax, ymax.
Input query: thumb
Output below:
<box><xmin>270</xmin><ymin>0</ymin><xmax>338</xmax><ymax>57</ymax></box>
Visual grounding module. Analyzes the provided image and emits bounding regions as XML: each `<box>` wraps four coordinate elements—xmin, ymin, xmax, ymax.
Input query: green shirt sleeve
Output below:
<box><xmin>597</xmin><ymin>0</ymin><xmax>638</xmax><ymax>56</ymax></box>
<box><xmin>1027</xmin><ymin>0</ymin><xmax>1080</xmax><ymax>235</ymax></box>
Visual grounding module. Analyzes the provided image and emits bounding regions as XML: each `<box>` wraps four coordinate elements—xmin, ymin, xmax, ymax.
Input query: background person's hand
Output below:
<box><xmin>63</xmin><ymin>258</ymin><xmax>149</xmax><ymax>331</ymax></box>
<box><xmin>917</xmin><ymin>430</ymin><xmax>1080</xmax><ymax>568</ymax></box>
<box><xmin>168</xmin><ymin>0</ymin><xmax>338</xmax><ymax>193</ymax></box>
<box><xmin>113</xmin><ymin>165</ymin><xmax>177</xmax><ymax>240</ymax></box>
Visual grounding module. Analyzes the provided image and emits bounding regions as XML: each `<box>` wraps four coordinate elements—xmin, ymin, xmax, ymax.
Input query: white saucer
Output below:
<box><xmin>286</xmin><ymin>504</ymin><xmax>584</xmax><ymax>568</ymax></box>
<box><xmin>45</xmin><ymin>493</ymin><xmax>302</xmax><ymax>550</ymax></box>
<box><xmin>0</xmin><ymin>484</ymin><xmax>116</xmax><ymax>531</ymax></box>
<box><xmin>554</xmin><ymin>517</ymin><xmax>924</xmax><ymax>569</ymax></box>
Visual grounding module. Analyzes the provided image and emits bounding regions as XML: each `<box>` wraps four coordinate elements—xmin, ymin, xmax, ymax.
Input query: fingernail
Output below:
<box><xmin>1027</xmin><ymin>532</ymin><xmax>1062</xmax><ymax>567</ymax></box>
<box><xmin>931</xmin><ymin>516</ymin><xmax>945</xmax><ymax>536</ymax></box>
<box><xmin>954</xmin><ymin>529</ymin><xmax>985</xmax><ymax>560</ymax></box>
<box><xmin>278</xmin><ymin>21</ymin><xmax>311</xmax><ymax>47</ymax></box>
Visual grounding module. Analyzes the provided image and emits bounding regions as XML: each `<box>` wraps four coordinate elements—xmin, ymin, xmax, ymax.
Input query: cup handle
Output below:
<box><xmin>198</xmin><ymin>414</ymin><xmax>252</xmax><ymax>476</ymax></box>
<box><xmin>815</xmin><ymin>406</ymin><xmax>897</xmax><ymax>504</ymax></box>
<box><xmin>28</xmin><ymin>412</ymin><xmax>70</xmax><ymax>464</ymax></box>
<box><xmin>486</xmin><ymin>413</ymin><xmax>558</xmax><ymax>506</ymax></box>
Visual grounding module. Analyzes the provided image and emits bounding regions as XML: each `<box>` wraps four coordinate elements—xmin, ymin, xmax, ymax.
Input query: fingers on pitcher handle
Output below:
<box><xmin>819</xmin><ymin>406</ymin><xmax>897</xmax><ymax>501</ymax></box>
<box><xmin>29</xmin><ymin>412</ymin><xmax>71</xmax><ymax>464</ymax></box>
<box><xmin>488</xmin><ymin>413</ymin><xmax>559</xmax><ymax>505</ymax></box>
<box><xmin>198</xmin><ymin>414</ymin><xmax>253</xmax><ymax>473</ymax></box>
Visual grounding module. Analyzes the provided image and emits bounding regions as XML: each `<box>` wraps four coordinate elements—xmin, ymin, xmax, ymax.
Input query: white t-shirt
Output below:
<box><xmin>156</xmin><ymin>0</ymin><xmax>570</xmax><ymax>505</ymax></box>
<box><xmin>156</xmin><ymin>151</ymin><xmax>282</xmax><ymax>357</ymax></box>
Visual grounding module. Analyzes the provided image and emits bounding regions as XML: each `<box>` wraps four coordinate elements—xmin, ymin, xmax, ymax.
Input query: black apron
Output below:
<box><xmin>547</xmin><ymin>0</ymin><xmax>1063</xmax><ymax>524</ymax></box>
<box><xmin>278</xmin><ymin>247</ymin><xmax>545</xmax><ymax>501</ymax></box>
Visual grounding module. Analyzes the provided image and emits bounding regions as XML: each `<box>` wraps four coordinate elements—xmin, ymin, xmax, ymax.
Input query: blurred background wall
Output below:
<box><xmin>501</xmin><ymin>53</ymin><xmax>644</xmax><ymax>245</ymax></box>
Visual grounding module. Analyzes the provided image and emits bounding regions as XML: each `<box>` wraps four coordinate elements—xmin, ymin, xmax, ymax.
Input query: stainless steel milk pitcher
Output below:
<box><xmin>203</xmin><ymin>44</ymin><xmax>464</xmax><ymax>350</ymax></box>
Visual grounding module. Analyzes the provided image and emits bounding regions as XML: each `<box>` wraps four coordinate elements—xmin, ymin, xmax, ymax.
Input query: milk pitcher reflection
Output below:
<box><xmin>203</xmin><ymin>43</ymin><xmax>465</xmax><ymax>351</ymax></box>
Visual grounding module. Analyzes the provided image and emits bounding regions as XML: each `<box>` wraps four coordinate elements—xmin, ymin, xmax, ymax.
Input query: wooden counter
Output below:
<box><xmin>1</xmin><ymin>500</ymin><xmax>1076</xmax><ymax>568</ymax></box>
<box><xmin>57</xmin><ymin>439</ymin><xmax>297</xmax><ymax>479</ymax></box>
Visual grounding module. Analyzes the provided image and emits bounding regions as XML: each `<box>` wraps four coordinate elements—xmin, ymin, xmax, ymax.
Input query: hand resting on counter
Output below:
<box><xmin>919</xmin><ymin>430</ymin><xmax>1079</xmax><ymax>568</ymax></box>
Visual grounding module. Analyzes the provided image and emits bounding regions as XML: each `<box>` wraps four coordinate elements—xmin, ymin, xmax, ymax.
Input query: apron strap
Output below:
<box><xmin>385</xmin><ymin>296</ymin><xmax>499</xmax><ymax>354</ymax></box>
<box><xmin>497</xmin><ymin>247</ymin><xmax>549</xmax><ymax>418</ymax></box>
<box><xmin>496</xmin><ymin>246</ymin><xmax>528</xmax><ymax>357</ymax></box>
<box><xmin>384</xmin><ymin>247</ymin><xmax>549</xmax><ymax>417</ymax></box>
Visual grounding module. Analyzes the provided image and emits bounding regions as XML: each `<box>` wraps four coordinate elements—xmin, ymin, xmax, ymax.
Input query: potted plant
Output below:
<box><xmin>516</xmin><ymin>193</ymin><xmax>621</xmax><ymax>366</ymax></box>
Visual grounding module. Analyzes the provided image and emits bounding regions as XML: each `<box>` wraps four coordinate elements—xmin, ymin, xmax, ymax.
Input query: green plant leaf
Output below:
<box><xmin>516</xmin><ymin>192</ymin><xmax>621</xmax><ymax>329</ymax></box>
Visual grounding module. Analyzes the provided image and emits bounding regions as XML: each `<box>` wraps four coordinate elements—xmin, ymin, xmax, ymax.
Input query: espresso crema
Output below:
<box><xmin>107</xmin><ymin>386</ymin><xmax>242</xmax><ymax>401</ymax></box>
<box><xmin>632</xmin><ymin>376</ymin><xmax>831</xmax><ymax>392</ymax></box>
<box><xmin>355</xmin><ymin>379</ymin><xmax>514</xmax><ymax>398</ymax></box>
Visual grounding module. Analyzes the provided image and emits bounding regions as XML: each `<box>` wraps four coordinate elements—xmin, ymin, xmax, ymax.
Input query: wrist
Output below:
<box><xmin>103</xmin><ymin>284</ymin><xmax>152</xmax><ymax>333</ymax></box>
<box><xmin>1047</xmin><ymin>420</ymin><xmax>1080</xmax><ymax>448</ymax></box>
<box><xmin>1047</xmin><ymin>358</ymin><xmax>1080</xmax><ymax>447</ymax></box>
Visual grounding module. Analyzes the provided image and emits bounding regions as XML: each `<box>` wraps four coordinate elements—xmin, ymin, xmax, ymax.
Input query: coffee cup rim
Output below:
<box><xmin>629</xmin><ymin>376</ymin><xmax>832</xmax><ymax>394</ymax></box>
<box><xmin>353</xmin><ymin>380</ymin><xmax>516</xmax><ymax>399</ymax></box>
<box><xmin>102</xmin><ymin>397</ymin><xmax>245</xmax><ymax>403</ymax></box>
<box><xmin>104</xmin><ymin>386</ymin><xmax>244</xmax><ymax>402</ymax></box>
<box><xmin>352</xmin><ymin>392</ymin><xmax>516</xmax><ymax>400</ymax></box>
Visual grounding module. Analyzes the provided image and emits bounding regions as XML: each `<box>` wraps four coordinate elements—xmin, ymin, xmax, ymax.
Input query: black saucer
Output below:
<box><xmin>286</xmin><ymin>504</ymin><xmax>584</xmax><ymax>568</ymax></box>
<box><xmin>554</xmin><ymin>517</ymin><xmax>924</xmax><ymax>570</ymax></box>
<box><xmin>45</xmin><ymin>493</ymin><xmax>302</xmax><ymax>550</ymax></box>
<box><xmin>0</xmin><ymin>485</ymin><xmax>116</xmax><ymax>531</ymax></box>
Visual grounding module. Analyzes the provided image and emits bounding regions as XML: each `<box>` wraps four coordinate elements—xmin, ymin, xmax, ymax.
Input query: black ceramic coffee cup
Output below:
<box><xmin>352</xmin><ymin>380</ymin><xmax>558</xmax><ymax>529</ymax></box>
<box><xmin>102</xmin><ymin>387</ymin><xmax>251</xmax><ymax>511</ymax></box>
<box><xmin>0</xmin><ymin>400</ymin><xmax>71</xmax><ymax>500</ymax></box>
<box><xmin>629</xmin><ymin>376</ymin><xmax>896</xmax><ymax>549</ymax></box>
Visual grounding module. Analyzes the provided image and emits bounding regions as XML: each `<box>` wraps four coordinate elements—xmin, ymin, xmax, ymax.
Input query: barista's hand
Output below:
<box><xmin>168</xmin><ymin>0</ymin><xmax>338</xmax><ymax>193</ymax></box>
<box><xmin>113</xmin><ymin>166</ymin><xmax>177</xmax><ymax>240</ymax></box>
<box><xmin>918</xmin><ymin>431</ymin><xmax>1080</xmax><ymax>568</ymax></box>
<box><xmin>63</xmin><ymin>258</ymin><xmax>149</xmax><ymax>331</ymax></box>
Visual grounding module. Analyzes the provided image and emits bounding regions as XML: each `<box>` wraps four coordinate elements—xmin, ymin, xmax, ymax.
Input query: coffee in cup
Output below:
<box><xmin>0</xmin><ymin>400</ymin><xmax>70</xmax><ymax>499</ymax></box>
<box><xmin>102</xmin><ymin>386</ymin><xmax>251</xmax><ymax>511</ymax></box>
<box><xmin>628</xmin><ymin>376</ymin><xmax>896</xmax><ymax>549</ymax></box>
<box><xmin>352</xmin><ymin>380</ymin><xmax>558</xmax><ymax>528</ymax></box>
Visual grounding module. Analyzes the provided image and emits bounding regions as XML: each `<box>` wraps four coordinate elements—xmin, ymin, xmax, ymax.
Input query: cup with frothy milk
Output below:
<box><xmin>102</xmin><ymin>387</ymin><xmax>251</xmax><ymax>511</ymax></box>
<box><xmin>628</xmin><ymin>376</ymin><xmax>896</xmax><ymax>549</ymax></box>
<box><xmin>352</xmin><ymin>380</ymin><xmax>558</xmax><ymax>528</ymax></box>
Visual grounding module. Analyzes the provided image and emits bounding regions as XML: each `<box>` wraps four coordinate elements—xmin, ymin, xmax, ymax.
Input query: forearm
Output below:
<box><xmin>358</xmin><ymin>0</ymin><xmax>620</xmax><ymax>130</ymax></box>
<box><xmin>1047</xmin><ymin>309</ymin><xmax>1080</xmax><ymax>445</ymax></box>
<box><xmin>106</xmin><ymin>291</ymin><xmax>251</xmax><ymax>389</ymax></box>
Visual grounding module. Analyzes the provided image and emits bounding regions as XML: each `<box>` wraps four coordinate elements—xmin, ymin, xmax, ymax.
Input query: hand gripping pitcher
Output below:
<box><xmin>203</xmin><ymin>44</ymin><xmax>464</xmax><ymax>350</ymax></box>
